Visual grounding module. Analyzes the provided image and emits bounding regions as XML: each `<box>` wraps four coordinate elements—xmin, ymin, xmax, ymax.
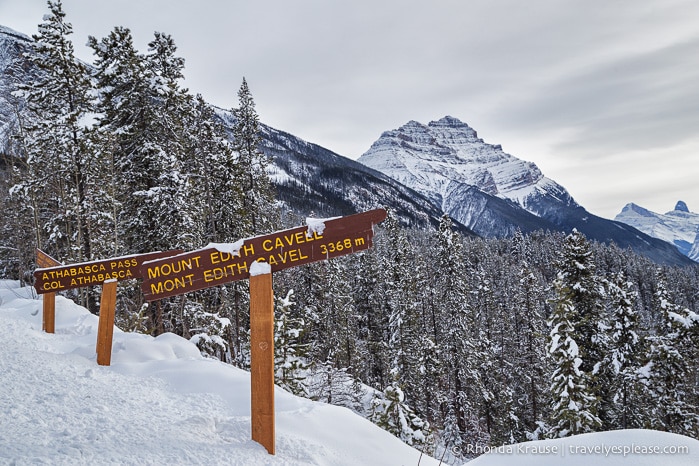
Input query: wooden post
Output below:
<box><xmin>96</xmin><ymin>279</ymin><xmax>118</xmax><ymax>366</ymax></box>
<box><xmin>42</xmin><ymin>292</ymin><xmax>55</xmax><ymax>334</ymax></box>
<box><xmin>249</xmin><ymin>270</ymin><xmax>275</xmax><ymax>455</ymax></box>
<box><xmin>36</xmin><ymin>249</ymin><xmax>61</xmax><ymax>334</ymax></box>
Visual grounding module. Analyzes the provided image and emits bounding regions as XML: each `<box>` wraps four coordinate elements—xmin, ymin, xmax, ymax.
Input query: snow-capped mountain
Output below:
<box><xmin>615</xmin><ymin>201</ymin><xmax>699</xmax><ymax>262</ymax></box>
<box><xmin>357</xmin><ymin>117</ymin><xmax>575</xmax><ymax>234</ymax></box>
<box><xmin>358</xmin><ymin>117</ymin><xmax>692</xmax><ymax>265</ymax></box>
<box><xmin>358</xmin><ymin>117</ymin><xmax>574</xmax><ymax>216</ymax></box>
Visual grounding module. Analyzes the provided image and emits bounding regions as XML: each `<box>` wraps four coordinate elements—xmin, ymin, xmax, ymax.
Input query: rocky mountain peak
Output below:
<box><xmin>619</xmin><ymin>203</ymin><xmax>654</xmax><ymax>217</ymax></box>
<box><xmin>615</xmin><ymin>201</ymin><xmax>699</xmax><ymax>262</ymax></box>
<box><xmin>358</xmin><ymin>116</ymin><xmax>571</xmax><ymax>215</ymax></box>
<box><xmin>675</xmin><ymin>200</ymin><xmax>689</xmax><ymax>212</ymax></box>
<box><xmin>427</xmin><ymin>114</ymin><xmax>478</xmax><ymax>134</ymax></box>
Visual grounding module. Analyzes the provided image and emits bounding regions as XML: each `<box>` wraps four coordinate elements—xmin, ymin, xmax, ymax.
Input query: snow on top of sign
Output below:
<box><xmin>306</xmin><ymin>216</ymin><xmax>339</xmax><ymax>237</ymax></box>
<box><xmin>207</xmin><ymin>239</ymin><xmax>245</xmax><ymax>255</ymax></box>
<box><xmin>104</xmin><ymin>278</ymin><xmax>118</xmax><ymax>284</ymax></box>
<box><xmin>250</xmin><ymin>261</ymin><xmax>271</xmax><ymax>276</ymax></box>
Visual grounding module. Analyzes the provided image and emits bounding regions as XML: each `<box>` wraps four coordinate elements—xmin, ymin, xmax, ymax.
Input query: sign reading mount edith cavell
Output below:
<box><xmin>141</xmin><ymin>208</ymin><xmax>387</xmax><ymax>301</ymax></box>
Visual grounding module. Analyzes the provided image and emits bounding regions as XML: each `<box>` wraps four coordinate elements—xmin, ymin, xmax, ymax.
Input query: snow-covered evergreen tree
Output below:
<box><xmin>546</xmin><ymin>273</ymin><xmax>602</xmax><ymax>437</ymax></box>
<box><xmin>642</xmin><ymin>269</ymin><xmax>699</xmax><ymax>436</ymax></box>
<box><xmin>512</xmin><ymin>262</ymin><xmax>548</xmax><ymax>439</ymax></box>
<box><xmin>141</xmin><ymin>31</ymin><xmax>199</xmax><ymax>252</ymax></box>
<box><xmin>274</xmin><ymin>289</ymin><xmax>309</xmax><ymax>396</ymax></box>
<box><xmin>88</xmin><ymin>28</ymin><xmax>195</xmax><ymax>255</ymax></box>
<box><xmin>351</xmin><ymin>240</ymin><xmax>389</xmax><ymax>389</ymax></box>
<box><xmin>433</xmin><ymin>214</ymin><xmax>486</xmax><ymax>446</ymax></box>
<box><xmin>380</xmin><ymin>210</ymin><xmax>421</xmax><ymax>393</ymax></box>
<box><xmin>231</xmin><ymin>78</ymin><xmax>277</xmax><ymax>236</ymax></box>
<box><xmin>306</xmin><ymin>357</ymin><xmax>362</xmax><ymax>412</ymax></box>
<box><xmin>604</xmin><ymin>271</ymin><xmax>644</xmax><ymax>429</ymax></box>
<box><xmin>188</xmin><ymin>302</ymin><xmax>232</xmax><ymax>362</ymax></box>
<box><xmin>370</xmin><ymin>381</ymin><xmax>431</xmax><ymax>449</ymax></box>
<box><xmin>88</xmin><ymin>27</ymin><xmax>200</xmax><ymax>332</ymax></box>
<box><xmin>183</xmin><ymin>94</ymin><xmax>244</xmax><ymax>244</ymax></box>
<box><xmin>14</xmin><ymin>1</ymin><xmax>102</xmax><ymax>309</ymax></box>
<box><xmin>557</xmin><ymin>229</ymin><xmax>607</xmax><ymax>375</ymax></box>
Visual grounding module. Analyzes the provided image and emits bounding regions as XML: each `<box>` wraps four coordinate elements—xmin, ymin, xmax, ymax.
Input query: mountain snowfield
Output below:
<box><xmin>358</xmin><ymin>116</ymin><xmax>570</xmax><ymax>214</ymax></box>
<box><xmin>615</xmin><ymin>201</ymin><xmax>699</xmax><ymax>262</ymax></box>
<box><xmin>2</xmin><ymin>279</ymin><xmax>699</xmax><ymax>466</ymax></box>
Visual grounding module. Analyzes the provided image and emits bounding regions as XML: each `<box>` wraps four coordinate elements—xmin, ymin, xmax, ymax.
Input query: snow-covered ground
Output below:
<box><xmin>0</xmin><ymin>280</ymin><xmax>439</xmax><ymax>465</ymax></box>
<box><xmin>2</xmin><ymin>279</ymin><xmax>698</xmax><ymax>466</ymax></box>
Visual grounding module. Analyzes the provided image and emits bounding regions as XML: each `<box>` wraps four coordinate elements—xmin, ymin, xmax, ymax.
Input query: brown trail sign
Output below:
<box><xmin>140</xmin><ymin>208</ymin><xmax>387</xmax><ymax>455</ymax></box>
<box><xmin>140</xmin><ymin>208</ymin><xmax>387</xmax><ymax>301</ymax></box>
<box><xmin>34</xmin><ymin>250</ymin><xmax>183</xmax><ymax>294</ymax></box>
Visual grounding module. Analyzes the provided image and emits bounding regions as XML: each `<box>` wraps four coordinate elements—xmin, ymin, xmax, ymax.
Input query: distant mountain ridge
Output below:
<box><xmin>615</xmin><ymin>201</ymin><xmax>699</xmax><ymax>263</ymax></box>
<box><xmin>359</xmin><ymin>117</ymin><xmax>568</xmax><ymax>211</ymax></box>
<box><xmin>0</xmin><ymin>25</ymin><xmax>692</xmax><ymax>266</ymax></box>
<box><xmin>358</xmin><ymin>116</ymin><xmax>692</xmax><ymax>266</ymax></box>
<box><xmin>357</xmin><ymin>117</ymin><xmax>572</xmax><ymax>233</ymax></box>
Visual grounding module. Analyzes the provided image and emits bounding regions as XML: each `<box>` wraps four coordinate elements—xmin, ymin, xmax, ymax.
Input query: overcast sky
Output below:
<box><xmin>2</xmin><ymin>0</ymin><xmax>698</xmax><ymax>219</ymax></box>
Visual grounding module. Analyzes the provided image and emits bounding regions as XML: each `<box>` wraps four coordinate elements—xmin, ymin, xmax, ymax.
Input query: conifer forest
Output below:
<box><xmin>1</xmin><ymin>2</ymin><xmax>697</xmax><ymax>460</ymax></box>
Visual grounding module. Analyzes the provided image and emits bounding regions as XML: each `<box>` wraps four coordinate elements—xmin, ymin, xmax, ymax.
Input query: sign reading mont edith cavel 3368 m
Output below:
<box><xmin>141</xmin><ymin>209</ymin><xmax>387</xmax><ymax>301</ymax></box>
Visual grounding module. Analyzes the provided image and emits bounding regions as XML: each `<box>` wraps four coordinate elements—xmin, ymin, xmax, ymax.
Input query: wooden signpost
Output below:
<box><xmin>35</xmin><ymin>249</ymin><xmax>62</xmax><ymax>334</ymax></box>
<box><xmin>33</xmin><ymin>250</ymin><xmax>182</xmax><ymax>365</ymax></box>
<box><xmin>140</xmin><ymin>208</ymin><xmax>387</xmax><ymax>455</ymax></box>
<box><xmin>96</xmin><ymin>279</ymin><xmax>118</xmax><ymax>366</ymax></box>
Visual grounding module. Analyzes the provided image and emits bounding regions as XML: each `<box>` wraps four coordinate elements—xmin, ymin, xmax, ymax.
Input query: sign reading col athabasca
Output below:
<box><xmin>141</xmin><ymin>208</ymin><xmax>387</xmax><ymax>301</ymax></box>
<box><xmin>33</xmin><ymin>250</ymin><xmax>183</xmax><ymax>294</ymax></box>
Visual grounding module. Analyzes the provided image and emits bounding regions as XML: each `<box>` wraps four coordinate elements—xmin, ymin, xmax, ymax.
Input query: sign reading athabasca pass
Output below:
<box><xmin>33</xmin><ymin>250</ymin><xmax>183</xmax><ymax>294</ymax></box>
<box><xmin>141</xmin><ymin>208</ymin><xmax>387</xmax><ymax>301</ymax></box>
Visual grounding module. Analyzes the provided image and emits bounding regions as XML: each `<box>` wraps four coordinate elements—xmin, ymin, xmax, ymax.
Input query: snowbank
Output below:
<box><xmin>0</xmin><ymin>280</ymin><xmax>438</xmax><ymax>465</ymax></box>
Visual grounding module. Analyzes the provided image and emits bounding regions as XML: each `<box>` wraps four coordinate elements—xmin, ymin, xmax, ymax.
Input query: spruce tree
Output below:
<box><xmin>231</xmin><ymin>78</ymin><xmax>277</xmax><ymax>236</ymax></box>
<box><xmin>351</xmin><ymin>239</ymin><xmax>389</xmax><ymax>389</ymax></box>
<box><xmin>88</xmin><ymin>26</ymin><xmax>152</xmax><ymax>254</ymax></box>
<box><xmin>511</xmin><ymin>261</ymin><xmax>547</xmax><ymax>439</ymax></box>
<box><xmin>546</xmin><ymin>274</ymin><xmax>602</xmax><ymax>437</ymax></box>
<box><xmin>89</xmin><ymin>27</ymin><xmax>196</xmax><ymax>332</ymax></box>
<box><xmin>16</xmin><ymin>1</ymin><xmax>99</xmax><ymax>309</ymax></box>
<box><xmin>0</xmin><ymin>148</ymin><xmax>38</xmax><ymax>282</ymax></box>
<box><xmin>184</xmin><ymin>94</ymin><xmax>244</xmax><ymax>244</ymax></box>
<box><xmin>381</xmin><ymin>210</ymin><xmax>420</xmax><ymax>392</ymax></box>
<box><xmin>605</xmin><ymin>271</ymin><xmax>643</xmax><ymax>429</ymax></box>
<box><xmin>643</xmin><ymin>269</ymin><xmax>699</xmax><ymax>436</ymax></box>
<box><xmin>558</xmin><ymin>229</ymin><xmax>607</xmax><ymax>375</ymax></box>
<box><xmin>142</xmin><ymin>31</ymin><xmax>198</xmax><ymax>252</ymax></box>
<box><xmin>433</xmin><ymin>214</ymin><xmax>485</xmax><ymax>446</ymax></box>
<box><xmin>274</xmin><ymin>289</ymin><xmax>309</xmax><ymax>395</ymax></box>
<box><xmin>369</xmin><ymin>382</ymin><xmax>431</xmax><ymax>449</ymax></box>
